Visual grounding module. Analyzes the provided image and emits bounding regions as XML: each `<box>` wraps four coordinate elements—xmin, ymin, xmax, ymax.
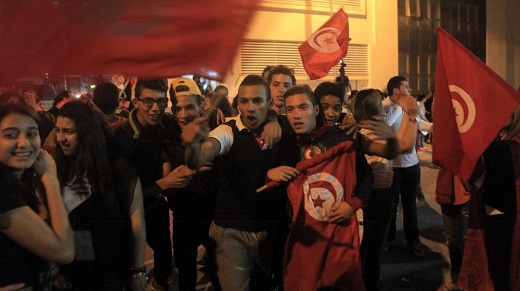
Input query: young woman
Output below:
<box><xmin>51</xmin><ymin>100</ymin><xmax>146</xmax><ymax>291</ymax></box>
<box><xmin>0</xmin><ymin>104</ymin><xmax>74</xmax><ymax>290</ymax></box>
<box><xmin>354</xmin><ymin>89</ymin><xmax>418</xmax><ymax>291</ymax></box>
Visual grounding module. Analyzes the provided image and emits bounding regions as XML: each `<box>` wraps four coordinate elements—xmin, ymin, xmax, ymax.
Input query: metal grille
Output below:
<box><xmin>240</xmin><ymin>40</ymin><xmax>368</xmax><ymax>78</ymax></box>
<box><xmin>259</xmin><ymin>0</ymin><xmax>365</xmax><ymax>16</ymax></box>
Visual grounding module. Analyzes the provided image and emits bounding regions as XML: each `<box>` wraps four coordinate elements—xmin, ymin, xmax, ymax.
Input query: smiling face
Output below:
<box><xmin>56</xmin><ymin>116</ymin><xmax>79</xmax><ymax>157</ymax></box>
<box><xmin>238</xmin><ymin>84</ymin><xmax>271</xmax><ymax>130</ymax></box>
<box><xmin>174</xmin><ymin>95</ymin><xmax>203</xmax><ymax>131</ymax></box>
<box><xmin>133</xmin><ymin>88</ymin><xmax>167</xmax><ymax>128</ymax></box>
<box><xmin>320</xmin><ymin>94</ymin><xmax>343</xmax><ymax>126</ymax></box>
<box><xmin>285</xmin><ymin>93</ymin><xmax>320</xmax><ymax>135</ymax></box>
<box><xmin>0</xmin><ymin>112</ymin><xmax>41</xmax><ymax>178</ymax></box>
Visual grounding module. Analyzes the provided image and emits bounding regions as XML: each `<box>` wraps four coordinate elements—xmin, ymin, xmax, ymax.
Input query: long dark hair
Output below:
<box><xmin>0</xmin><ymin>103</ymin><xmax>42</xmax><ymax>211</ymax></box>
<box><xmin>55</xmin><ymin>101</ymin><xmax>114</xmax><ymax>207</ymax></box>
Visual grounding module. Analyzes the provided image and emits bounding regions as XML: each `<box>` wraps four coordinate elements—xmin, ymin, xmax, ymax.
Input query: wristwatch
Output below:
<box><xmin>408</xmin><ymin>116</ymin><xmax>420</xmax><ymax>123</ymax></box>
<box><xmin>128</xmin><ymin>266</ymin><xmax>147</xmax><ymax>278</ymax></box>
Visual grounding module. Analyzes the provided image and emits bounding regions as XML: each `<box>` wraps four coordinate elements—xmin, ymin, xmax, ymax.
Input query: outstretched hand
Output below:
<box><xmin>181</xmin><ymin>117</ymin><xmax>209</xmax><ymax>146</ymax></box>
<box><xmin>358</xmin><ymin>118</ymin><xmax>395</xmax><ymax>140</ymax></box>
<box><xmin>340</xmin><ymin>114</ymin><xmax>358</xmax><ymax>136</ymax></box>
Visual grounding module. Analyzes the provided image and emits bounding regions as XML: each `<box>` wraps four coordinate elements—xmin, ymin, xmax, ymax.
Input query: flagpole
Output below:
<box><xmin>330</xmin><ymin>1</ymin><xmax>337</xmax><ymax>81</ymax></box>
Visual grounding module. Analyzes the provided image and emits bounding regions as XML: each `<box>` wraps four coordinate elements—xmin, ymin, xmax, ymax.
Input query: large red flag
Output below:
<box><xmin>298</xmin><ymin>9</ymin><xmax>350</xmax><ymax>80</ymax></box>
<box><xmin>284</xmin><ymin>141</ymin><xmax>365</xmax><ymax>291</ymax></box>
<box><xmin>0</xmin><ymin>0</ymin><xmax>258</xmax><ymax>81</ymax></box>
<box><xmin>433</xmin><ymin>27</ymin><xmax>520</xmax><ymax>182</ymax></box>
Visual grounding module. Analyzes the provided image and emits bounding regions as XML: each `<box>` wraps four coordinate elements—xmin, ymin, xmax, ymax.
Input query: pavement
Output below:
<box><xmin>145</xmin><ymin>142</ymin><xmax>449</xmax><ymax>291</ymax></box>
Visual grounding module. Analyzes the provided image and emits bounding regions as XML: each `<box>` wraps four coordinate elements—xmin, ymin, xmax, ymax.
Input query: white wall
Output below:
<box><xmin>487</xmin><ymin>0</ymin><xmax>520</xmax><ymax>89</ymax></box>
<box><xmin>222</xmin><ymin>0</ymin><xmax>399</xmax><ymax>96</ymax></box>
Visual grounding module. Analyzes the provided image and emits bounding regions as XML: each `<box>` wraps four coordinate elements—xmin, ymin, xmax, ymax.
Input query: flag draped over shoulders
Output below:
<box><xmin>0</xmin><ymin>0</ymin><xmax>259</xmax><ymax>81</ymax></box>
<box><xmin>298</xmin><ymin>9</ymin><xmax>350</xmax><ymax>80</ymax></box>
<box><xmin>432</xmin><ymin>27</ymin><xmax>520</xmax><ymax>182</ymax></box>
<box><xmin>284</xmin><ymin>141</ymin><xmax>365</xmax><ymax>291</ymax></box>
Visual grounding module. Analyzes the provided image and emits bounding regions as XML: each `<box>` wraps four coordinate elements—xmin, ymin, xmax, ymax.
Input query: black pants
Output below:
<box><xmin>387</xmin><ymin>164</ymin><xmax>421</xmax><ymax>245</ymax></box>
<box><xmin>172</xmin><ymin>218</ymin><xmax>221</xmax><ymax>291</ymax></box>
<box><xmin>361</xmin><ymin>188</ymin><xmax>393</xmax><ymax>291</ymax></box>
<box><xmin>484</xmin><ymin>213</ymin><xmax>514</xmax><ymax>291</ymax></box>
<box><xmin>145</xmin><ymin>197</ymin><xmax>173</xmax><ymax>285</ymax></box>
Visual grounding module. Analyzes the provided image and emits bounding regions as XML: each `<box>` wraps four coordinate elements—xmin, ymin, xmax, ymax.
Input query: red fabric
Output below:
<box><xmin>298</xmin><ymin>9</ymin><xmax>350</xmax><ymax>80</ymax></box>
<box><xmin>458</xmin><ymin>135</ymin><xmax>520</xmax><ymax>291</ymax></box>
<box><xmin>435</xmin><ymin>168</ymin><xmax>470</xmax><ymax>206</ymax></box>
<box><xmin>432</xmin><ymin>28</ymin><xmax>520</xmax><ymax>182</ymax></box>
<box><xmin>284</xmin><ymin>141</ymin><xmax>365</xmax><ymax>291</ymax></box>
<box><xmin>0</xmin><ymin>0</ymin><xmax>259</xmax><ymax>81</ymax></box>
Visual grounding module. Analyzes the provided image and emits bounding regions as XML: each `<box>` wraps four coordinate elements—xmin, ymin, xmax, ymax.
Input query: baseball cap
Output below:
<box><xmin>171</xmin><ymin>78</ymin><xmax>202</xmax><ymax>97</ymax></box>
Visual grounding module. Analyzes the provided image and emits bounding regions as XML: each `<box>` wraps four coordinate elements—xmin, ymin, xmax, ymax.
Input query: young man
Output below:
<box><xmin>270</xmin><ymin>84</ymin><xmax>373</xmax><ymax>290</ymax></box>
<box><xmin>268</xmin><ymin>65</ymin><xmax>296</xmax><ymax>115</ymax></box>
<box><xmin>383</xmin><ymin>76</ymin><xmax>428</xmax><ymax>257</ymax></box>
<box><xmin>162</xmin><ymin>77</ymin><xmax>222</xmax><ymax>291</ymax></box>
<box><xmin>314</xmin><ymin>81</ymin><xmax>348</xmax><ymax>126</ymax></box>
<box><xmin>181</xmin><ymin>74</ymin><xmax>293</xmax><ymax>290</ymax></box>
<box><xmin>92</xmin><ymin>82</ymin><xmax>127</xmax><ymax>133</ymax></box>
<box><xmin>111</xmin><ymin>79</ymin><xmax>192</xmax><ymax>291</ymax></box>
<box><xmin>47</xmin><ymin>90</ymin><xmax>71</xmax><ymax>119</ymax></box>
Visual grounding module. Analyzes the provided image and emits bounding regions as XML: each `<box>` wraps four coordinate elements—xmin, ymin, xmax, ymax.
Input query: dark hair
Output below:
<box><xmin>262</xmin><ymin>65</ymin><xmax>276</xmax><ymax>78</ymax></box>
<box><xmin>267</xmin><ymin>65</ymin><xmax>296</xmax><ymax>86</ymax></box>
<box><xmin>239</xmin><ymin>75</ymin><xmax>271</xmax><ymax>100</ymax></box>
<box><xmin>353</xmin><ymin>89</ymin><xmax>383</xmax><ymax>122</ymax></box>
<box><xmin>0</xmin><ymin>104</ymin><xmax>41</xmax><ymax>211</ymax></box>
<box><xmin>210</xmin><ymin>92</ymin><xmax>233</xmax><ymax>117</ymax></box>
<box><xmin>214</xmin><ymin>85</ymin><xmax>228</xmax><ymax>97</ymax></box>
<box><xmin>314</xmin><ymin>82</ymin><xmax>346</xmax><ymax>104</ymax></box>
<box><xmin>55</xmin><ymin>101</ymin><xmax>113</xmax><ymax>202</ymax></box>
<box><xmin>134</xmin><ymin>79</ymin><xmax>168</xmax><ymax>100</ymax></box>
<box><xmin>231</xmin><ymin>95</ymin><xmax>238</xmax><ymax>115</ymax></box>
<box><xmin>93</xmin><ymin>82</ymin><xmax>120</xmax><ymax>115</ymax></box>
<box><xmin>53</xmin><ymin>90</ymin><xmax>70</xmax><ymax>107</ymax></box>
<box><xmin>386</xmin><ymin>76</ymin><xmax>407</xmax><ymax>97</ymax></box>
<box><xmin>284</xmin><ymin>84</ymin><xmax>325</xmax><ymax>129</ymax></box>
<box><xmin>0</xmin><ymin>102</ymin><xmax>41</xmax><ymax>132</ymax></box>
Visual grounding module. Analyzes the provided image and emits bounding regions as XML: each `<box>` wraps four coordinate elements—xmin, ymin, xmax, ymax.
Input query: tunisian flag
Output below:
<box><xmin>0</xmin><ymin>0</ymin><xmax>258</xmax><ymax>81</ymax></box>
<box><xmin>299</xmin><ymin>9</ymin><xmax>350</xmax><ymax>80</ymax></box>
<box><xmin>284</xmin><ymin>141</ymin><xmax>365</xmax><ymax>291</ymax></box>
<box><xmin>433</xmin><ymin>27</ymin><xmax>520</xmax><ymax>182</ymax></box>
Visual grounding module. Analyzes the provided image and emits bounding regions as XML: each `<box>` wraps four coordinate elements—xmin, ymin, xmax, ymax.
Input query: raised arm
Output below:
<box><xmin>0</xmin><ymin>151</ymin><xmax>74</xmax><ymax>265</ymax></box>
<box><xmin>395</xmin><ymin>94</ymin><xmax>419</xmax><ymax>154</ymax></box>
<box><xmin>181</xmin><ymin>117</ymin><xmax>222</xmax><ymax>170</ymax></box>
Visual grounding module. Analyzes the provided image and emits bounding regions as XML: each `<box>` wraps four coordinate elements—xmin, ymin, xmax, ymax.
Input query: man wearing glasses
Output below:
<box><xmin>111</xmin><ymin>79</ymin><xmax>191</xmax><ymax>291</ymax></box>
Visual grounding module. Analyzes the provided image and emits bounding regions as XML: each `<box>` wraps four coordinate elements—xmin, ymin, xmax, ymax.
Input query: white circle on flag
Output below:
<box><xmin>308</xmin><ymin>27</ymin><xmax>341</xmax><ymax>53</ymax></box>
<box><xmin>303</xmin><ymin>172</ymin><xmax>344</xmax><ymax>221</ymax></box>
<box><xmin>449</xmin><ymin>85</ymin><xmax>476</xmax><ymax>133</ymax></box>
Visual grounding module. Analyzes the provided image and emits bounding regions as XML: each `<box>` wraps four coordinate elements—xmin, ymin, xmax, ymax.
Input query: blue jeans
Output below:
<box><xmin>440</xmin><ymin>203</ymin><xmax>469</xmax><ymax>283</ymax></box>
<box><xmin>387</xmin><ymin>163</ymin><xmax>421</xmax><ymax>245</ymax></box>
<box><xmin>209</xmin><ymin>221</ymin><xmax>274</xmax><ymax>291</ymax></box>
<box><xmin>361</xmin><ymin>187</ymin><xmax>393</xmax><ymax>291</ymax></box>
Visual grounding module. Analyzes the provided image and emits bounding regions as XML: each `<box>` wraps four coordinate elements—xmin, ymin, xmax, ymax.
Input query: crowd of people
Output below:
<box><xmin>0</xmin><ymin>66</ymin><xmax>518</xmax><ymax>291</ymax></box>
